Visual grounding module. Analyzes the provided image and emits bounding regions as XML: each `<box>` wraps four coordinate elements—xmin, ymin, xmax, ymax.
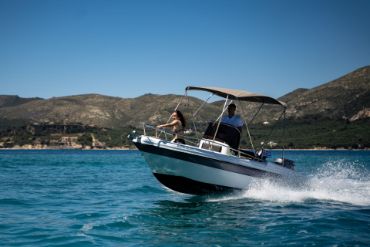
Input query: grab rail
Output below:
<box><xmin>140</xmin><ymin>123</ymin><xmax>267</xmax><ymax>162</ymax></box>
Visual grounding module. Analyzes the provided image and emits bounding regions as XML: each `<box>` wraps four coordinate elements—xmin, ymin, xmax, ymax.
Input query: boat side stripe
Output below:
<box><xmin>135</xmin><ymin>142</ymin><xmax>280</xmax><ymax>178</ymax></box>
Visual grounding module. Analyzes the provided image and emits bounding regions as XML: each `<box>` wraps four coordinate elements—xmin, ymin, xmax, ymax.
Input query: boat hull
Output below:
<box><xmin>153</xmin><ymin>173</ymin><xmax>235</xmax><ymax>195</ymax></box>
<box><xmin>133</xmin><ymin>136</ymin><xmax>295</xmax><ymax>195</ymax></box>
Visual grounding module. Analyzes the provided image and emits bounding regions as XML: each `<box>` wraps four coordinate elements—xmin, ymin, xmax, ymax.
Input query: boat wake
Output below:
<box><xmin>207</xmin><ymin>160</ymin><xmax>370</xmax><ymax>206</ymax></box>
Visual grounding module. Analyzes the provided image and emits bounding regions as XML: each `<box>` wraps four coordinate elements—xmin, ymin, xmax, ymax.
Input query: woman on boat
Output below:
<box><xmin>156</xmin><ymin>110</ymin><xmax>186</xmax><ymax>143</ymax></box>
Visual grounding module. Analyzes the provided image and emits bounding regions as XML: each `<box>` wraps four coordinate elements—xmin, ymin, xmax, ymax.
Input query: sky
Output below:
<box><xmin>1</xmin><ymin>0</ymin><xmax>370</xmax><ymax>99</ymax></box>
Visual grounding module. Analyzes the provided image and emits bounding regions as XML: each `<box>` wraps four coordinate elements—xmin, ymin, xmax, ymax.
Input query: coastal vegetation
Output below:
<box><xmin>1</xmin><ymin>119</ymin><xmax>368</xmax><ymax>149</ymax></box>
<box><xmin>0</xmin><ymin>122</ymin><xmax>133</xmax><ymax>149</ymax></box>
<box><xmin>247</xmin><ymin>119</ymin><xmax>370</xmax><ymax>149</ymax></box>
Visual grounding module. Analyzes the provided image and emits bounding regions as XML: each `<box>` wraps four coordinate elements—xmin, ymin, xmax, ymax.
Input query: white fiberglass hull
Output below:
<box><xmin>133</xmin><ymin>135</ymin><xmax>295</xmax><ymax>195</ymax></box>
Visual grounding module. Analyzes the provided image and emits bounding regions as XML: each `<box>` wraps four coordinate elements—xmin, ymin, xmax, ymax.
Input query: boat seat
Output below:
<box><xmin>173</xmin><ymin>138</ymin><xmax>185</xmax><ymax>144</ymax></box>
<box><xmin>203</xmin><ymin>122</ymin><xmax>241</xmax><ymax>150</ymax></box>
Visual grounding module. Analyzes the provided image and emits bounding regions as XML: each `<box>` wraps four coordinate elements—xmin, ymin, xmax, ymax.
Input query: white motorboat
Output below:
<box><xmin>131</xmin><ymin>86</ymin><xmax>296</xmax><ymax>195</ymax></box>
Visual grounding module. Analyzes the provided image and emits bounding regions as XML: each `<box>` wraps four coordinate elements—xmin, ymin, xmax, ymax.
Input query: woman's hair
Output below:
<box><xmin>175</xmin><ymin>110</ymin><xmax>186</xmax><ymax>128</ymax></box>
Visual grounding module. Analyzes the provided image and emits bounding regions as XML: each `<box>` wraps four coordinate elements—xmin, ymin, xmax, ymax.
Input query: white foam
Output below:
<box><xmin>80</xmin><ymin>223</ymin><xmax>94</xmax><ymax>233</ymax></box>
<box><xmin>208</xmin><ymin>160</ymin><xmax>370</xmax><ymax>206</ymax></box>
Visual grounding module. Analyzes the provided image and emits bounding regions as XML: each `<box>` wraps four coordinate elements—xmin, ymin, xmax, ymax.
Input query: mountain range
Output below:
<box><xmin>1</xmin><ymin>66</ymin><xmax>369</xmax><ymax>129</ymax></box>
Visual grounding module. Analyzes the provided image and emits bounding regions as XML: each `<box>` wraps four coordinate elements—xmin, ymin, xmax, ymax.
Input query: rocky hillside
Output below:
<box><xmin>0</xmin><ymin>95</ymin><xmax>42</xmax><ymax>108</ymax></box>
<box><xmin>281</xmin><ymin>66</ymin><xmax>370</xmax><ymax>120</ymax></box>
<box><xmin>0</xmin><ymin>66</ymin><xmax>369</xmax><ymax>129</ymax></box>
<box><xmin>0</xmin><ymin>93</ymin><xmax>220</xmax><ymax>129</ymax></box>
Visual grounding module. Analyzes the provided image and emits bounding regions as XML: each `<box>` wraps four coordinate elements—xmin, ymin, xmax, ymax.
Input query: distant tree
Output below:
<box><xmin>78</xmin><ymin>134</ymin><xmax>93</xmax><ymax>147</ymax></box>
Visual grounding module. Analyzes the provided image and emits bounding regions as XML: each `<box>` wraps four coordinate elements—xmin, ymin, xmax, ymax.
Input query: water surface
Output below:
<box><xmin>1</xmin><ymin>150</ymin><xmax>369</xmax><ymax>246</ymax></box>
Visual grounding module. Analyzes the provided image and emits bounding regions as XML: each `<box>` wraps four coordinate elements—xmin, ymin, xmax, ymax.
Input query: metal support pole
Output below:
<box><xmin>238</xmin><ymin>100</ymin><xmax>255</xmax><ymax>152</ymax></box>
<box><xmin>213</xmin><ymin>95</ymin><xmax>229</xmax><ymax>141</ymax></box>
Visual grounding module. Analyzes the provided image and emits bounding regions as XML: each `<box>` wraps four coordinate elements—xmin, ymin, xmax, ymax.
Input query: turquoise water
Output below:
<box><xmin>1</xmin><ymin>150</ymin><xmax>369</xmax><ymax>246</ymax></box>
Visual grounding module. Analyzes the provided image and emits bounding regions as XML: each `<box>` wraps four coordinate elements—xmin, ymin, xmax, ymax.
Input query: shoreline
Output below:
<box><xmin>0</xmin><ymin>146</ymin><xmax>134</xmax><ymax>151</ymax></box>
<box><xmin>0</xmin><ymin>147</ymin><xmax>368</xmax><ymax>151</ymax></box>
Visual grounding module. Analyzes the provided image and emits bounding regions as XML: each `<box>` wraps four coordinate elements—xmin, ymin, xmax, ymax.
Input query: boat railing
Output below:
<box><xmin>141</xmin><ymin>123</ymin><xmax>266</xmax><ymax>162</ymax></box>
<box><xmin>142</xmin><ymin>124</ymin><xmax>200</xmax><ymax>146</ymax></box>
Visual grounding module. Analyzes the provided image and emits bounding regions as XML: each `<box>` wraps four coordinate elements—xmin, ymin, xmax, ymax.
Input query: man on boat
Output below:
<box><xmin>221</xmin><ymin>103</ymin><xmax>244</xmax><ymax>131</ymax></box>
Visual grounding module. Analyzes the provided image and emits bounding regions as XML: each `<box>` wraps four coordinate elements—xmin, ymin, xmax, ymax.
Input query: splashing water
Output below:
<box><xmin>210</xmin><ymin>160</ymin><xmax>370</xmax><ymax>206</ymax></box>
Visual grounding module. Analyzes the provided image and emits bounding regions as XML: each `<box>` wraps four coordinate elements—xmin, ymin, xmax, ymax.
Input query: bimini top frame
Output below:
<box><xmin>185</xmin><ymin>85</ymin><xmax>287</xmax><ymax>157</ymax></box>
<box><xmin>186</xmin><ymin>86</ymin><xmax>286</xmax><ymax>107</ymax></box>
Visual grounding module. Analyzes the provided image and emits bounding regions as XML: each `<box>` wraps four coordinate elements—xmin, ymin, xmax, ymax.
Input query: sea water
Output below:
<box><xmin>0</xmin><ymin>150</ymin><xmax>369</xmax><ymax>246</ymax></box>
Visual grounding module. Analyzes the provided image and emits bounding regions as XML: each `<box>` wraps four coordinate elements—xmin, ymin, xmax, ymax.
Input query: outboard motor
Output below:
<box><xmin>274</xmin><ymin>158</ymin><xmax>295</xmax><ymax>170</ymax></box>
